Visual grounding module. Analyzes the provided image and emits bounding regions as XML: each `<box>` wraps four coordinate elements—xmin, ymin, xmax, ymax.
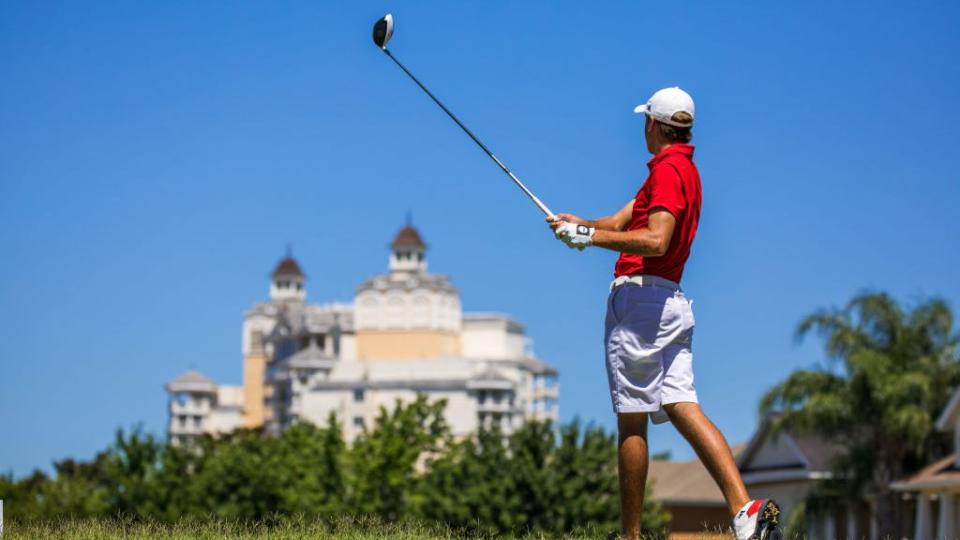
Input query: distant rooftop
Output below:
<box><xmin>272</xmin><ymin>256</ymin><xmax>304</xmax><ymax>279</ymax></box>
<box><xmin>391</xmin><ymin>225</ymin><xmax>425</xmax><ymax>249</ymax></box>
<box><xmin>166</xmin><ymin>369</ymin><xmax>217</xmax><ymax>393</ymax></box>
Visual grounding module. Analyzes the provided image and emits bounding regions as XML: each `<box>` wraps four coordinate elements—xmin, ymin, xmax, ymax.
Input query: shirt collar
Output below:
<box><xmin>647</xmin><ymin>143</ymin><xmax>695</xmax><ymax>169</ymax></box>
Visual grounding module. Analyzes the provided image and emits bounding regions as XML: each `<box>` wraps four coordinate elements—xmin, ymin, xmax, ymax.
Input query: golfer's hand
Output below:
<box><xmin>546</xmin><ymin>213</ymin><xmax>587</xmax><ymax>232</ymax></box>
<box><xmin>554</xmin><ymin>221</ymin><xmax>595</xmax><ymax>250</ymax></box>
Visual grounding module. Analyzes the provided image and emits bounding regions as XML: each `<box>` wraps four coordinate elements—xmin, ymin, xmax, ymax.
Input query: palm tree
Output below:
<box><xmin>759</xmin><ymin>292</ymin><xmax>960</xmax><ymax>537</ymax></box>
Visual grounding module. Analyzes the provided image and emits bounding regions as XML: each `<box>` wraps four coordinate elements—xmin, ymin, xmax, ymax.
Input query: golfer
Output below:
<box><xmin>549</xmin><ymin>87</ymin><xmax>781</xmax><ymax>540</ymax></box>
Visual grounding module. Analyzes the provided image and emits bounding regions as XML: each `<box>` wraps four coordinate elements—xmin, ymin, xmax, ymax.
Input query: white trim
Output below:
<box><xmin>936</xmin><ymin>387</ymin><xmax>960</xmax><ymax>431</ymax></box>
<box><xmin>891</xmin><ymin>478</ymin><xmax>960</xmax><ymax>492</ymax></box>
<box><xmin>741</xmin><ymin>469</ymin><xmax>832</xmax><ymax>485</ymax></box>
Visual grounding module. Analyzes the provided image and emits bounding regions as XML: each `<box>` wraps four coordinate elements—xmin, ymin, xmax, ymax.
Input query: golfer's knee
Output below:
<box><xmin>617</xmin><ymin>412</ymin><xmax>648</xmax><ymax>439</ymax></box>
<box><xmin>663</xmin><ymin>401</ymin><xmax>699</xmax><ymax>422</ymax></box>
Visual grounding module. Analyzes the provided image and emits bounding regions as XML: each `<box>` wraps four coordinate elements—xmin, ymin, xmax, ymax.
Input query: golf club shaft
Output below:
<box><xmin>383</xmin><ymin>49</ymin><xmax>555</xmax><ymax>219</ymax></box>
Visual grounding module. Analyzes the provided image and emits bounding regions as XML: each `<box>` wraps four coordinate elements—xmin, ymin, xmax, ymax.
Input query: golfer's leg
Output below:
<box><xmin>617</xmin><ymin>412</ymin><xmax>649</xmax><ymax>540</ymax></box>
<box><xmin>664</xmin><ymin>402</ymin><xmax>749</xmax><ymax>516</ymax></box>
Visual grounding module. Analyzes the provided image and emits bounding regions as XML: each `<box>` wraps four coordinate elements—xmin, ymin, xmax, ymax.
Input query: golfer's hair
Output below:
<box><xmin>658</xmin><ymin>111</ymin><xmax>693</xmax><ymax>143</ymax></box>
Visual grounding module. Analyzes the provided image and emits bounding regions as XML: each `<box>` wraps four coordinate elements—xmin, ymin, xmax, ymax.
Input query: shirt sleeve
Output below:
<box><xmin>646</xmin><ymin>163</ymin><xmax>686</xmax><ymax>219</ymax></box>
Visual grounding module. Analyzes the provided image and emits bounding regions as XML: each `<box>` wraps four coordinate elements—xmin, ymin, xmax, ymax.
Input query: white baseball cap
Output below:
<box><xmin>634</xmin><ymin>87</ymin><xmax>695</xmax><ymax>128</ymax></box>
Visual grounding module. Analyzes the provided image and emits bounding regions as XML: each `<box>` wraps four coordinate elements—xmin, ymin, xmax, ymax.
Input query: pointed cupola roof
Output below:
<box><xmin>391</xmin><ymin>225</ymin><xmax>425</xmax><ymax>249</ymax></box>
<box><xmin>272</xmin><ymin>245</ymin><xmax>304</xmax><ymax>279</ymax></box>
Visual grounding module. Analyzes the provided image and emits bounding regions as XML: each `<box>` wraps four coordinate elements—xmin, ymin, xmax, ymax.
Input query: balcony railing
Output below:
<box><xmin>170</xmin><ymin>401</ymin><xmax>211</xmax><ymax>415</ymax></box>
<box><xmin>477</xmin><ymin>400</ymin><xmax>515</xmax><ymax>413</ymax></box>
<box><xmin>533</xmin><ymin>385</ymin><xmax>559</xmax><ymax>401</ymax></box>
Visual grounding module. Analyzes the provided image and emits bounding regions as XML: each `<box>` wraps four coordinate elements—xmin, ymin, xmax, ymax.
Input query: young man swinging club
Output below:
<box><xmin>548</xmin><ymin>87</ymin><xmax>782</xmax><ymax>540</ymax></box>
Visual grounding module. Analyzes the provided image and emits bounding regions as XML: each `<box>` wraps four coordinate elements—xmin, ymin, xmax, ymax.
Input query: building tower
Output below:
<box><xmin>389</xmin><ymin>224</ymin><xmax>427</xmax><ymax>274</ymax></box>
<box><xmin>243</xmin><ymin>251</ymin><xmax>306</xmax><ymax>428</ymax></box>
<box><xmin>269</xmin><ymin>249</ymin><xmax>306</xmax><ymax>302</ymax></box>
<box><xmin>354</xmin><ymin>223</ymin><xmax>462</xmax><ymax>360</ymax></box>
<box><xmin>166</xmin><ymin>369</ymin><xmax>218</xmax><ymax>446</ymax></box>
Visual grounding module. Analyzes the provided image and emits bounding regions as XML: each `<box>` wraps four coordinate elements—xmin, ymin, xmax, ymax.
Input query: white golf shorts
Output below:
<box><xmin>604</xmin><ymin>280</ymin><xmax>698</xmax><ymax>423</ymax></box>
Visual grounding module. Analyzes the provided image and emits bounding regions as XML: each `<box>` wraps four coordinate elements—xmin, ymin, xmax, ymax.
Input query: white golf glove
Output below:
<box><xmin>554</xmin><ymin>221</ymin><xmax>595</xmax><ymax>250</ymax></box>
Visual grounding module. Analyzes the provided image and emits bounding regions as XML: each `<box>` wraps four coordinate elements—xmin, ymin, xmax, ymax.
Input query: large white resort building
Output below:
<box><xmin>166</xmin><ymin>224</ymin><xmax>559</xmax><ymax>445</ymax></box>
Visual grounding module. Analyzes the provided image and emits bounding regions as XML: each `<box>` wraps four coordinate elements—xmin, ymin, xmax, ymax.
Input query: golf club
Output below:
<box><xmin>372</xmin><ymin>13</ymin><xmax>556</xmax><ymax>219</ymax></box>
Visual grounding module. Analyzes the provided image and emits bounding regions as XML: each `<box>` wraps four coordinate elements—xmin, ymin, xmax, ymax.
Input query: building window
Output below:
<box><xmin>178</xmin><ymin>415</ymin><xmax>187</xmax><ymax>427</ymax></box>
<box><xmin>193</xmin><ymin>416</ymin><xmax>202</xmax><ymax>428</ymax></box>
<box><xmin>353</xmin><ymin>416</ymin><xmax>365</xmax><ymax>429</ymax></box>
<box><xmin>354</xmin><ymin>388</ymin><xmax>365</xmax><ymax>402</ymax></box>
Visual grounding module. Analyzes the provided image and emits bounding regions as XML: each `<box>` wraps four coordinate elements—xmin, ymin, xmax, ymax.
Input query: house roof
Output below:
<box><xmin>891</xmin><ymin>454</ymin><xmax>960</xmax><ymax>492</ymax></box>
<box><xmin>648</xmin><ymin>459</ymin><xmax>726</xmax><ymax>507</ymax></box>
<box><xmin>737</xmin><ymin>417</ymin><xmax>844</xmax><ymax>474</ymax></box>
<box><xmin>790</xmin><ymin>434</ymin><xmax>843</xmax><ymax>471</ymax></box>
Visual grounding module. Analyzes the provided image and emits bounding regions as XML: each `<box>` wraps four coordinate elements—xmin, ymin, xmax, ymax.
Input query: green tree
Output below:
<box><xmin>760</xmin><ymin>292</ymin><xmax>960</xmax><ymax>536</ymax></box>
<box><xmin>347</xmin><ymin>394</ymin><xmax>448</xmax><ymax>519</ymax></box>
<box><xmin>416</xmin><ymin>426</ymin><xmax>521</xmax><ymax>534</ymax></box>
<box><xmin>101</xmin><ymin>427</ymin><xmax>164</xmax><ymax>516</ymax></box>
<box><xmin>187</xmin><ymin>428</ymin><xmax>284</xmax><ymax>518</ymax></box>
<box><xmin>149</xmin><ymin>438</ymin><xmax>204</xmax><ymax>520</ymax></box>
<box><xmin>417</xmin><ymin>419</ymin><xmax>668</xmax><ymax>537</ymax></box>
<box><xmin>273</xmin><ymin>415</ymin><xmax>347</xmax><ymax>516</ymax></box>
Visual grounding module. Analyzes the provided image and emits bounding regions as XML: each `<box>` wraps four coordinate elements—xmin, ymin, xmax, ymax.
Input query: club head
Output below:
<box><xmin>372</xmin><ymin>13</ymin><xmax>394</xmax><ymax>50</ymax></box>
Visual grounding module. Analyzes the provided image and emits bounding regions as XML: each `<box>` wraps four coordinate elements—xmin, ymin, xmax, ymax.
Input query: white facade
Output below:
<box><xmin>165</xmin><ymin>370</ymin><xmax>244</xmax><ymax>446</ymax></box>
<box><xmin>165</xmin><ymin>224</ymin><xmax>559</xmax><ymax>444</ymax></box>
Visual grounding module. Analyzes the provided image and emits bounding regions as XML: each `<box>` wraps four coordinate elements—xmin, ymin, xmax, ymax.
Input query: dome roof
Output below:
<box><xmin>165</xmin><ymin>369</ymin><xmax>217</xmax><ymax>393</ymax></box>
<box><xmin>272</xmin><ymin>256</ymin><xmax>304</xmax><ymax>279</ymax></box>
<box><xmin>391</xmin><ymin>225</ymin><xmax>425</xmax><ymax>249</ymax></box>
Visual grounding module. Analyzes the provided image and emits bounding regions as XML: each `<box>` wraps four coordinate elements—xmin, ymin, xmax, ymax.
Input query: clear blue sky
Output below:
<box><xmin>2</xmin><ymin>1</ymin><xmax>959</xmax><ymax>476</ymax></box>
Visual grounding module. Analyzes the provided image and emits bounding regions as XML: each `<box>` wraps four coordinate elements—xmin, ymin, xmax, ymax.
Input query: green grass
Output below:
<box><xmin>1</xmin><ymin>516</ymin><xmax>638</xmax><ymax>540</ymax></box>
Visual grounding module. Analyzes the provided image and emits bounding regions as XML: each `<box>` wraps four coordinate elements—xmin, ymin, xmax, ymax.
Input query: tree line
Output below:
<box><xmin>0</xmin><ymin>397</ymin><xmax>667</xmax><ymax>536</ymax></box>
<box><xmin>3</xmin><ymin>291</ymin><xmax>957</xmax><ymax>538</ymax></box>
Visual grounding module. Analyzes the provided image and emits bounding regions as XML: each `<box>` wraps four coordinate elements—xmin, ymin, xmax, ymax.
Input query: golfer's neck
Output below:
<box><xmin>651</xmin><ymin>142</ymin><xmax>674</xmax><ymax>155</ymax></box>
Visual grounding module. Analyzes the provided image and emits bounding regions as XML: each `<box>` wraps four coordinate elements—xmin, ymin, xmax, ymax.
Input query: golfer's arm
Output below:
<box><xmin>591</xmin><ymin>209</ymin><xmax>676</xmax><ymax>256</ymax></box>
<box><xmin>584</xmin><ymin>199</ymin><xmax>635</xmax><ymax>231</ymax></box>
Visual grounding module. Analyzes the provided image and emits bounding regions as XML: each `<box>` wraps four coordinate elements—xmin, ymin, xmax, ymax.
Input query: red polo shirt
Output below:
<box><xmin>614</xmin><ymin>144</ymin><xmax>701</xmax><ymax>283</ymax></box>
